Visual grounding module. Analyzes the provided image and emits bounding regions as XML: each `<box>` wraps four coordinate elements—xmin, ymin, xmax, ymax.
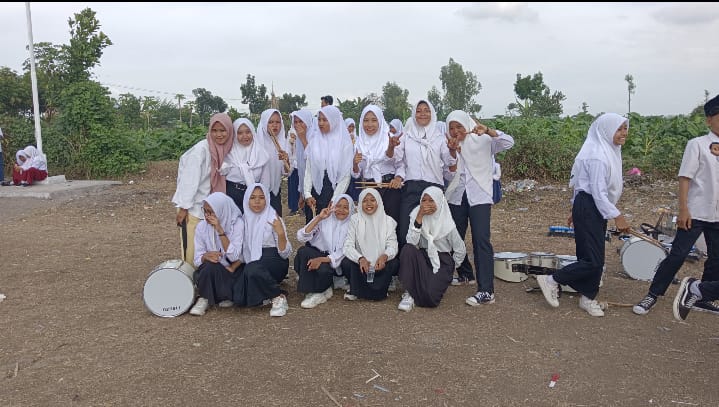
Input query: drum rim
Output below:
<box><xmin>620</xmin><ymin>239</ymin><xmax>665</xmax><ymax>281</ymax></box>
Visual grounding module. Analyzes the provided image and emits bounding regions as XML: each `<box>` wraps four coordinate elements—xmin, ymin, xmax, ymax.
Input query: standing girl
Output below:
<box><xmin>221</xmin><ymin>118</ymin><xmax>269</xmax><ymax>212</ymax></box>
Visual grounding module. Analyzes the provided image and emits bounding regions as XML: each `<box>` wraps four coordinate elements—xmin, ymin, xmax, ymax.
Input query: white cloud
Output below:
<box><xmin>652</xmin><ymin>3</ymin><xmax>719</xmax><ymax>25</ymax></box>
<box><xmin>458</xmin><ymin>2</ymin><xmax>539</xmax><ymax>22</ymax></box>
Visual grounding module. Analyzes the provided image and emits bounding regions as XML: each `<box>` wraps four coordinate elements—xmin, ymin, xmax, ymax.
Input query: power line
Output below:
<box><xmin>98</xmin><ymin>81</ymin><xmax>247</xmax><ymax>102</ymax></box>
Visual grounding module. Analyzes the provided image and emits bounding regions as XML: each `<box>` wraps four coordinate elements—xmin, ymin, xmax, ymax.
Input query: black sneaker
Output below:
<box><xmin>692</xmin><ymin>299</ymin><xmax>719</xmax><ymax>315</ymax></box>
<box><xmin>0</xmin><ymin>181</ymin><xmax>10</xmax><ymax>186</ymax></box>
<box><xmin>465</xmin><ymin>291</ymin><xmax>495</xmax><ymax>306</ymax></box>
<box><xmin>673</xmin><ymin>277</ymin><xmax>699</xmax><ymax>321</ymax></box>
<box><xmin>633</xmin><ymin>294</ymin><xmax>658</xmax><ymax>315</ymax></box>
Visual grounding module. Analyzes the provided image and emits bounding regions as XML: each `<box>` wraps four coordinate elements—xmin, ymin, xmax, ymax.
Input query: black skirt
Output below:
<box><xmin>341</xmin><ymin>257</ymin><xmax>398</xmax><ymax>301</ymax></box>
<box><xmin>398</xmin><ymin>244</ymin><xmax>454</xmax><ymax>308</ymax></box>
<box><xmin>194</xmin><ymin>261</ymin><xmax>240</xmax><ymax>305</ymax></box>
<box><xmin>232</xmin><ymin>248</ymin><xmax>287</xmax><ymax>307</ymax></box>
<box><xmin>295</xmin><ymin>244</ymin><xmax>335</xmax><ymax>293</ymax></box>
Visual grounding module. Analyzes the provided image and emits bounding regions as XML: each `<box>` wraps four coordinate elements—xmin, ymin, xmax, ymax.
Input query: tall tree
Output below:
<box><xmin>381</xmin><ymin>82</ymin><xmax>411</xmax><ymax>122</ymax></box>
<box><xmin>277</xmin><ymin>93</ymin><xmax>307</xmax><ymax>113</ymax></box>
<box><xmin>176</xmin><ymin>94</ymin><xmax>185</xmax><ymax>122</ymax></box>
<box><xmin>507</xmin><ymin>72</ymin><xmax>566</xmax><ymax>117</ymax></box>
<box><xmin>240</xmin><ymin>74</ymin><xmax>270</xmax><ymax>114</ymax></box>
<box><xmin>0</xmin><ymin>67</ymin><xmax>31</xmax><ymax>115</ymax></box>
<box><xmin>438</xmin><ymin>58</ymin><xmax>482</xmax><ymax>118</ymax></box>
<box><xmin>426</xmin><ymin>86</ymin><xmax>444</xmax><ymax>120</ymax></box>
<box><xmin>116</xmin><ymin>93</ymin><xmax>142</xmax><ymax>129</ymax></box>
<box><xmin>63</xmin><ymin>8</ymin><xmax>112</xmax><ymax>83</ymax></box>
<box><xmin>192</xmin><ymin>88</ymin><xmax>228</xmax><ymax>126</ymax></box>
<box><xmin>625</xmin><ymin>74</ymin><xmax>636</xmax><ymax>114</ymax></box>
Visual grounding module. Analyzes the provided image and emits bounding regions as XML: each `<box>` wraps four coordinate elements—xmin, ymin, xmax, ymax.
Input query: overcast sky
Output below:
<box><xmin>1</xmin><ymin>2</ymin><xmax>717</xmax><ymax>118</ymax></box>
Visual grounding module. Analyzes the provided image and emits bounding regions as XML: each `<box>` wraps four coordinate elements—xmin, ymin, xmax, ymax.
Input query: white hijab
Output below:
<box><xmin>354</xmin><ymin>188</ymin><xmax>389</xmax><ymax>264</ymax></box>
<box><xmin>389</xmin><ymin>119</ymin><xmax>404</xmax><ymax>136</ymax></box>
<box><xmin>225</xmin><ymin>118</ymin><xmax>270</xmax><ymax>186</ymax></box>
<box><xmin>315</xmin><ymin>194</ymin><xmax>355</xmax><ymax>254</ymax></box>
<box><xmin>256</xmin><ymin>109</ymin><xmax>288</xmax><ymax>195</ymax></box>
<box><xmin>345</xmin><ymin>118</ymin><xmax>357</xmax><ymax>142</ymax></box>
<box><xmin>444</xmin><ymin>110</ymin><xmax>493</xmax><ymax>198</ymax></box>
<box><xmin>409</xmin><ymin>186</ymin><xmax>456</xmax><ymax>273</ymax></box>
<box><xmin>242</xmin><ymin>183</ymin><xmax>279</xmax><ymax>262</ymax></box>
<box><xmin>403</xmin><ymin>100</ymin><xmax>444</xmax><ymax>182</ymax></box>
<box><xmin>357</xmin><ymin>105</ymin><xmax>391</xmax><ymax>183</ymax></box>
<box><xmin>203</xmin><ymin>192</ymin><xmax>243</xmax><ymax>252</ymax></box>
<box><xmin>290</xmin><ymin>109</ymin><xmax>315</xmax><ymax>170</ymax></box>
<box><xmin>570</xmin><ymin>113</ymin><xmax>627</xmax><ymax>205</ymax></box>
<box><xmin>306</xmin><ymin>105</ymin><xmax>354</xmax><ymax>194</ymax></box>
<box><xmin>23</xmin><ymin>146</ymin><xmax>46</xmax><ymax>171</ymax></box>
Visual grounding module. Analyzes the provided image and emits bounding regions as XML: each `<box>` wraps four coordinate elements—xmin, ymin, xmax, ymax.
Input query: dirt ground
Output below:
<box><xmin>0</xmin><ymin>161</ymin><xmax>717</xmax><ymax>407</ymax></box>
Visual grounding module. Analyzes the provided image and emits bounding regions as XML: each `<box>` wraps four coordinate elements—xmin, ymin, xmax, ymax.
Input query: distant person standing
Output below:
<box><xmin>633</xmin><ymin>95</ymin><xmax>719</xmax><ymax>316</ymax></box>
<box><xmin>321</xmin><ymin>95</ymin><xmax>334</xmax><ymax>107</ymax></box>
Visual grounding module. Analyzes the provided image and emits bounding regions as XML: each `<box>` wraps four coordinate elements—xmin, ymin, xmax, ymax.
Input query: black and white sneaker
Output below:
<box><xmin>673</xmin><ymin>277</ymin><xmax>699</xmax><ymax>321</ymax></box>
<box><xmin>692</xmin><ymin>299</ymin><xmax>719</xmax><ymax>315</ymax></box>
<box><xmin>632</xmin><ymin>294</ymin><xmax>658</xmax><ymax>315</ymax></box>
<box><xmin>466</xmin><ymin>291</ymin><xmax>495</xmax><ymax>306</ymax></box>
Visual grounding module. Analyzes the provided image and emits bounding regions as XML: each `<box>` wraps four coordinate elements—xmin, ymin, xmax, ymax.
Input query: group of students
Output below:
<box><xmin>171</xmin><ymin>93</ymin><xmax>719</xmax><ymax>322</ymax></box>
<box><xmin>0</xmin><ymin>144</ymin><xmax>48</xmax><ymax>187</ymax></box>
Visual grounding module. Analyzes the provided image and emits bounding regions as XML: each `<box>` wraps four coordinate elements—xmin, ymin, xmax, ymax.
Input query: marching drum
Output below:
<box><xmin>620</xmin><ymin>237</ymin><xmax>666</xmax><ymax>281</ymax></box>
<box><xmin>529</xmin><ymin>252</ymin><xmax>557</xmax><ymax>269</ymax></box>
<box><xmin>143</xmin><ymin>259</ymin><xmax>196</xmax><ymax>317</ymax></box>
<box><xmin>494</xmin><ymin>252</ymin><xmax>529</xmax><ymax>282</ymax></box>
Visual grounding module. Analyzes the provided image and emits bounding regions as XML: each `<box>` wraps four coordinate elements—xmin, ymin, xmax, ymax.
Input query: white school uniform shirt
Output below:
<box><xmin>172</xmin><ymin>139</ymin><xmax>211</xmax><ymax>219</ymax></box>
<box><xmin>446</xmin><ymin>131</ymin><xmax>514</xmax><ymax>206</ymax></box>
<box><xmin>342</xmin><ymin>189</ymin><xmax>398</xmax><ymax>264</ymax></box>
<box><xmin>192</xmin><ymin>218</ymin><xmax>244</xmax><ymax>268</ymax></box>
<box><xmin>678</xmin><ymin>132</ymin><xmax>719</xmax><ymax>222</ymax></box>
<box><xmin>296</xmin><ymin>194</ymin><xmax>355</xmax><ymax>270</ymax></box>
<box><xmin>351</xmin><ymin>105</ymin><xmax>399</xmax><ymax>181</ymax></box>
<box><xmin>407</xmin><ymin>224</ymin><xmax>466</xmax><ymax>269</ymax></box>
<box><xmin>303</xmin><ymin>106</ymin><xmax>353</xmax><ymax>200</ymax></box>
<box><xmin>242</xmin><ymin>183</ymin><xmax>293</xmax><ymax>261</ymax></box>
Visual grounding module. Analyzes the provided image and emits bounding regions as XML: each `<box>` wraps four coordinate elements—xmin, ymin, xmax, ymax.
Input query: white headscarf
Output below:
<box><xmin>436</xmin><ymin>121</ymin><xmax>447</xmax><ymax>138</ymax></box>
<box><xmin>570</xmin><ymin>113</ymin><xmax>627</xmax><ymax>205</ymax></box>
<box><xmin>306</xmin><ymin>105</ymin><xmax>354</xmax><ymax>194</ymax></box>
<box><xmin>224</xmin><ymin>118</ymin><xmax>270</xmax><ymax>186</ymax></box>
<box><xmin>409</xmin><ymin>186</ymin><xmax>456</xmax><ymax>273</ymax></box>
<box><xmin>444</xmin><ymin>110</ymin><xmax>493</xmax><ymax>198</ymax></box>
<box><xmin>389</xmin><ymin>119</ymin><xmax>404</xmax><ymax>136</ymax></box>
<box><xmin>354</xmin><ymin>188</ymin><xmax>389</xmax><ymax>263</ymax></box>
<box><xmin>256</xmin><ymin>109</ymin><xmax>288</xmax><ymax>195</ymax></box>
<box><xmin>23</xmin><ymin>146</ymin><xmax>47</xmax><ymax>171</ymax></box>
<box><xmin>345</xmin><ymin>118</ymin><xmax>357</xmax><ymax>142</ymax></box>
<box><xmin>315</xmin><ymin>194</ymin><xmax>355</xmax><ymax>254</ymax></box>
<box><xmin>16</xmin><ymin>150</ymin><xmax>30</xmax><ymax>168</ymax></box>
<box><xmin>203</xmin><ymin>192</ymin><xmax>243</xmax><ymax>252</ymax></box>
<box><xmin>242</xmin><ymin>183</ymin><xmax>279</xmax><ymax>262</ymax></box>
<box><xmin>357</xmin><ymin>105</ymin><xmax>391</xmax><ymax>183</ymax></box>
<box><xmin>291</xmin><ymin>110</ymin><xmax>315</xmax><ymax>196</ymax></box>
<box><xmin>403</xmin><ymin>100</ymin><xmax>444</xmax><ymax>182</ymax></box>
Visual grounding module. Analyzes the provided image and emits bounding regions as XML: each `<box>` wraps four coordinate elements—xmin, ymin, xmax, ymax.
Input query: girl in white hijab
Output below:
<box><xmin>295</xmin><ymin>193</ymin><xmax>355</xmax><ymax>309</ymax></box>
<box><xmin>389</xmin><ymin>100</ymin><xmax>458</xmax><ymax>249</ymax></box>
<box><xmin>397</xmin><ymin>186</ymin><xmax>466</xmax><ymax>311</ymax></box>
<box><xmin>537</xmin><ymin>113</ymin><xmax>630</xmax><ymax>317</ymax></box>
<box><xmin>345</xmin><ymin>118</ymin><xmax>357</xmax><ymax>145</ymax></box>
<box><xmin>256</xmin><ymin>109</ymin><xmax>290</xmax><ymax>216</ymax></box>
<box><xmin>342</xmin><ymin>188</ymin><xmax>398</xmax><ymax>301</ymax></box>
<box><xmin>290</xmin><ymin>109</ymin><xmax>315</xmax><ymax>223</ymax></box>
<box><xmin>345</xmin><ymin>117</ymin><xmax>361</xmax><ymax>202</ymax></box>
<box><xmin>389</xmin><ymin>119</ymin><xmax>403</xmax><ymax>137</ymax></box>
<box><xmin>221</xmin><ymin>118</ymin><xmax>270</xmax><ymax>212</ymax></box>
<box><xmin>12</xmin><ymin>146</ymin><xmax>47</xmax><ymax>186</ymax></box>
<box><xmin>232</xmin><ymin>183</ymin><xmax>293</xmax><ymax>317</ymax></box>
<box><xmin>304</xmin><ymin>105</ymin><xmax>354</xmax><ymax>215</ymax></box>
<box><xmin>189</xmin><ymin>192</ymin><xmax>244</xmax><ymax>316</ymax></box>
<box><xmin>444</xmin><ymin>110</ymin><xmax>514</xmax><ymax>306</ymax></box>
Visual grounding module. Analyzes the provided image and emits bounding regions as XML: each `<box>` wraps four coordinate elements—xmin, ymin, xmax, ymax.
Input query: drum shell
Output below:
<box><xmin>494</xmin><ymin>252</ymin><xmax>528</xmax><ymax>282</ymax></box>
<box><xmin>143</xmin><ymin>259</ymin><xmax>196</xmax><ymax>317</ymax></box>
<box><xmin>620</xmin><ymin>237</ymin><xmax>666</xmax><ymax>281</ymax></box>
<box><xmin>529</xmin><ymin>252</ymin><xmax>557</xmax><ymax>268</ymax></box>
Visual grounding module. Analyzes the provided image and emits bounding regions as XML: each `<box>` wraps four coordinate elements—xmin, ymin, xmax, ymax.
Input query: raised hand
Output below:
<box><xmin>472</xmin><ymin>122</ymin><xmax>489</xmax><ymax>135</ymax></box>
<box><xmin>318</xmin><ymin>201</ymin><xmax>334</xmax><ymax>220</ymax></box>
<box><xmin>447</xmin><ymin>136</ymin><xmax>459</xmax><ymax>152</ymax></box>
<box><xmin>268</xmin><ymin>215</ymin><xmax>285</xmax><ymax>236</ymax></box>
<box><xmin>353</xmin><ymin>151</ymin><xmax>363</xmax><ymax>166</ymax></box>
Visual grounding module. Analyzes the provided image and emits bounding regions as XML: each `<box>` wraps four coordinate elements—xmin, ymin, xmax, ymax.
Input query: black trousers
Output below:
<box><xmin>552</xmin><ymin>192</ymin><xmax>607</xmax><ymax>300</ymax></box>
<box><xmin>305</xmin><ymin>171</ymin><xmax>334</xmax><ymax>224</ymax></box>
<box><xmin>449</xmin><ymin>193</ymin><xmax>493</xmax><ymax>292</ymax></box>
<box><xmin>225</xmin><ymin>180</ymin><xmax>247</xmax><ymax>214</ymax></box>
<box><xmin>398</xmin><ymin>180</ymin><xmax>443</xmax><ymax>247</ymax></box>
<box><xmin>270</xmin><ymin>186</ymin><xmax>282</xmax><ymax>218</ymax></box>
<box><xmin>295</xmin><ymin>244</ymin><xmax>335</xmax><ymax>293</ymax></box>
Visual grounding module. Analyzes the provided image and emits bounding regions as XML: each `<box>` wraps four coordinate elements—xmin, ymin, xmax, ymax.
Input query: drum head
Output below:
<box><xmin>621</xmin><ymin>239</ymin><xmax>665</xmax><ymax>281</ymax></box>
<box><xmin>495</xmin><ymin>252</ymin><xmax>527</xmax><ymax>260</ymax></box>
<box><xmin>143</xmin><ymin>268</ymin><xmax>195</xmax><ymax>317</ymax></box>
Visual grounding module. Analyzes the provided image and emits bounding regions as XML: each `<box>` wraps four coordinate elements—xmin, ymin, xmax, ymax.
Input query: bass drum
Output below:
<box><xmin>143</xmin><ymin>259</ymin><xmax>196</xmax><ymax>317</ymax></box>
<box><xmin>620</xmin><ymin>237</ymin><xmax>666</xmax><ymax>281</ymax></box>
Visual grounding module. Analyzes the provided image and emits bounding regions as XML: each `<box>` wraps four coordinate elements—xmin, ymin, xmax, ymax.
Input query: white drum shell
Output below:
<box><xmin>620</xmin><ymin>237</ymin><xmax>666</xmax><ymax>281</ymax></box>
<box><xmin>143</xmin><ymin>259</ymin><xmax>196</xmax><ymax>317</ymax></box>
<box><xmin>529</xmin><ymin>252</ymin><xmax>557</xmax><ymax>268</ymax></box>
<box><xmin>494</xmin><ymin>252</ymin><xmax>528</xmax><ymax>282</ymax></box>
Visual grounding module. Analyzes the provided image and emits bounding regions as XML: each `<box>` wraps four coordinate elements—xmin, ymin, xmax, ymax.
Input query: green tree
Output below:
<box><xmin>116</xmin><ymin>93</ymin><xmax>142</xmax><ymax>129</ymax></box>
<box><xmin>192</xmin><ymin>88</ymin><xmax>228</xmax><ymax>126</ymax></box>
<box><xmin>507</xmin><ymin>72</ymin><xmax>566</xmax><ymax>117</ymax></box>
<box><xmin>63</xmin><ymin>8</ymin><xmax>112</xmax><ymax>83</ymax></box>
<box><xmin>0</xmin><ymin>68</ymin><xmax>30</xmax><ymax>115</ymax></box>
<box><xmin>690</xmin><ymin>89</ymin><xmax>710</xmax><ymax>117</ymax></box>
<box><xmin>625</xmin><ymin>74</ymin><xmax>636</xmax><ymax>114</ymax></box>
<box><xmin>337</xmin><ymin>97</ymin><xmax>362</xmax><ymax>123</ymax></box>
<box><xmin>438</xmin><ymin>58</ymin><xmax>482</xmax><ymax>118</ymax></box>
<box><xmin>427</xmin><ymin>86</ymin><xmax>444</xmax><ymax>120</ymax></box>
<box><xmin>176</xmin><ymin>94</ymin><xmax>185</xmax><ymax>122</ymax></box>
<box><xmin>240</xmin><ymin>74</ymin><xmax>270</xmax><ymax>114</ymax></box>
<box><xmin>381</xmin><ymin>82</ymin><xmax>411</xmax><ymax>122</ymax></box>
<box><xmin>277</xmin><ymin>93</ymin><xmax>307</xmax><ymax>113</ymax></box>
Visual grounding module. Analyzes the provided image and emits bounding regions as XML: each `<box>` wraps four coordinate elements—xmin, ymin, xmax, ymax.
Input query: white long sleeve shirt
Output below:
<box><xmin>172</xmin><ymin>140</ymin><xmax>211</xmax><ymax>219</ymax></box>
<box><xmin>571</xmin><ymin>159</ymin><xmax>621</xmax><ymax>219</ymax></box>
<box><xmin>303</xmin><ymin>160</ymin><xmax>351</xmax><ymax>200</ymax></box>
<box><xmin>394</xmin><ymin>136</ymin><xmax>457</xmax><ymax>185</ymax></box>
<box><xmin>406</xmin><ymin>223</ymin><xmax>466</xmax><ymax>268</ymax></box>
<box><xmin>342</xmin><ymin>215</ymin><xmax>398</xmax><ymax>263</ymax></box>
<box><xmin>193</xmin><ymin>220</ymin><xmax>244</xmax><ymax>268</ymax></box>
<box><xmin>678</xmin><ymin>132</ymin><xmax>719</xmax><ymax>222</ymax></box>
<box><xmin>297</xmin><ymin>223</ymin><xmax>345</xmax><ymax>269</ymax></box>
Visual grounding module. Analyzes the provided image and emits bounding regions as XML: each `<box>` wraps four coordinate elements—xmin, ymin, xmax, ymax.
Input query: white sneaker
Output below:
<box><xmin>343</xmin><ymin>292</ymin><xmax>358</xmax><ymax>301</ymax></box>
<box><xmin>300</xmin><ymin>293</ymin><xmax>327</xmax><ymax>309</ymax></box>
<box><xmin>536</xmin><ymin>275</ymin><xmax>560</xmax><ymax>308</ymax></box>
<box><xmin>388</xmin><ymin>276</ymin><xmax>400</xmax><ymax>292</ymax></box>
<box><xmin>322</xmin><ymin>286</ymin><xmax>333</xmax><ymax>300</ymax></box>
<box><xmin>189</xmin><ymin>297</ymin><xmax>209</xmax><ymax>316</ymax></box>
<box><xmin>270</xmin><ymin>295</ymin><xmax>288</xmax><ymax>317</ymax></box>
<box><xmin>398</xmin><ymin>291</ymin><xmax>414</xmax><ymax>312</ymax></box>
<box><xmin>579</xmin><ymin>296</ymin><xmax>605</xmax><ymax>317</ymax></box>
<box><xmin>218</xmin><ymin>300</ymin><xmax>234</xmax><ymax>308</ymax></box>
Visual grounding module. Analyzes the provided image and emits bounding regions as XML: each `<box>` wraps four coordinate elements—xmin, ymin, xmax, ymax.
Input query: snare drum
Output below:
<box><xmin>494</xmin><ymin>252</ymin><xmax>528</xmax><ymax>282</ymax></box>
<box><xmin>620</xmin><ymin>237</ymin><xmax>666</xmax><ymax>281</ymax></box>
<box><xmin>143</xmin><ymin>259</ymin><xmax>196</xmax><ymax>317</ymax></box>
<box><xmin>529</xmin><ymin>252</ymin><xmax>557</xmax><ymax>268</ymax></box>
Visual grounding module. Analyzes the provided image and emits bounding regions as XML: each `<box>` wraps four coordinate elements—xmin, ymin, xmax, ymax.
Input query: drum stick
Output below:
<box><xmin>269</xmin><ymin>130</ymin><xmax>291</xmax><ymax>173</ymax></box>
<box><xmin>626</xmin><ymin>228</ymin><xmax>667</xmax><ymax>252</ymax></box>
<box><xmin>598</xmin><ymin>301</ymin><xmax>634</xmax><ymax>310</ymax></box>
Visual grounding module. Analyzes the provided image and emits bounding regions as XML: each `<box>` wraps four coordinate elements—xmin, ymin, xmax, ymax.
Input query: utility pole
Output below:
<box><xmin>26</xmin><ymin>2</ymin><xmax>43</xmax><ymax>153</ymax></box>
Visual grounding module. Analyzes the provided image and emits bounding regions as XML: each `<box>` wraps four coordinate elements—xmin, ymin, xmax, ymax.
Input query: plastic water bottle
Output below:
<box><xmin>366</xmin><ymin>265</ymin><xmax>375</xmax><ymax>283</ymax></box>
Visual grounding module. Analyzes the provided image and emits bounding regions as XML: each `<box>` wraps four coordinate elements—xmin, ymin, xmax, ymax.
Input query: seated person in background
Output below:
<box><xmin>10</xmin><ymin>146</ymin><xmax>47</xmax><ymax>186</ymax></box>
<box><xmin>295</xmin><ymin>194</ymin><xmax>354</xmax><ymax>309</ymax></box>
<box><xmin>189</xmin><ymin>193</ymin><xmax>244</xmax><ymax>316</ymax></box>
